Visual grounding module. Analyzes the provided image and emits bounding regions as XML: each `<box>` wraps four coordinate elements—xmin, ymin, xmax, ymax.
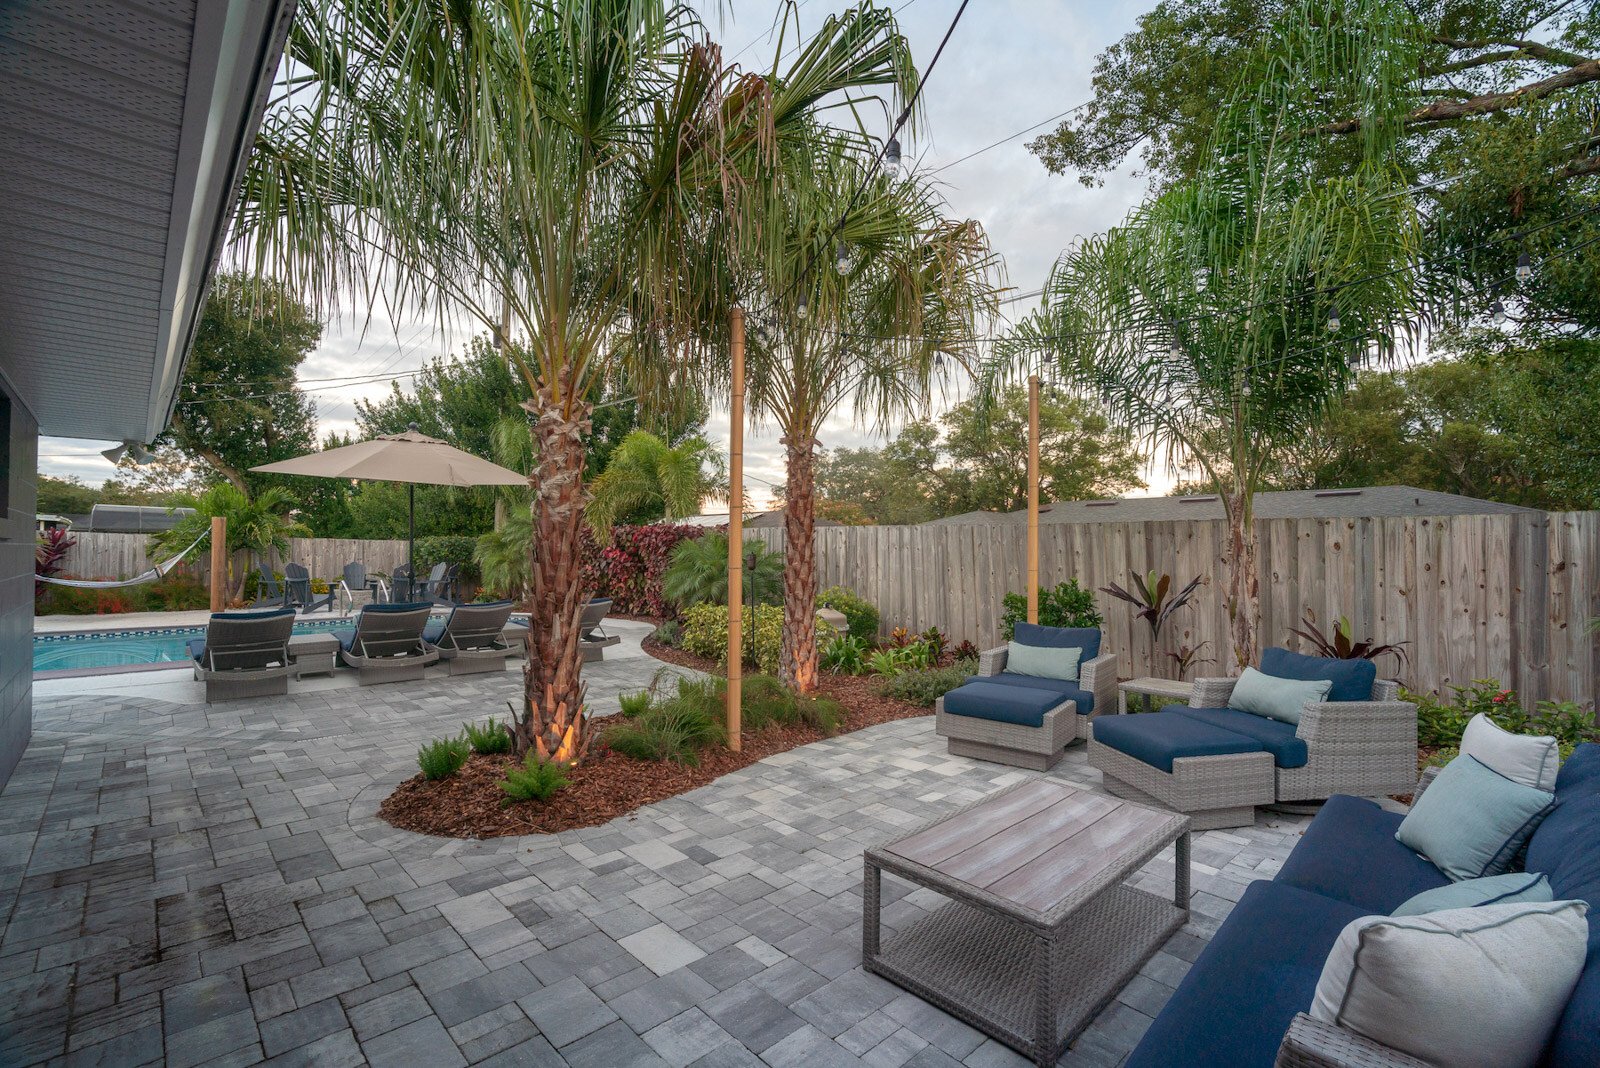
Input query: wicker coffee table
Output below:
<box><xmin>863</xmin><ymin>779</ymin><xmax>1190</xmax><ymax>1066</ymax></box>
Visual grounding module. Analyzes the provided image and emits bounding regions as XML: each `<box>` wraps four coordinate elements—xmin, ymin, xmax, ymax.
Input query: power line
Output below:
<box><xmin>927</xmin><ymin>101</ymin><xmax>1090</xmax><ymax>176</ymax></box>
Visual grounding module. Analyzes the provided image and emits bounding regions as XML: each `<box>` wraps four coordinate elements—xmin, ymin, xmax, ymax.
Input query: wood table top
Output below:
<box><xmin>1118</xmin><ymin>677</ymin><xmax>1196</xmax><ymax>697</ymax></box>
<box><xmin>877</xmin><ymin>779</ymin><xmax>1186</xmax><ymax>922</ymax></box>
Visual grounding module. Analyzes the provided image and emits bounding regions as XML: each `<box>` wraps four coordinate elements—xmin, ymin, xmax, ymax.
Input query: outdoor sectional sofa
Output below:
<box><xmin>1123</xmin><ymin>742</ymin><xmax>1600</xmax><ymax>1067</ymax></box>
<box><xmin>1089</xmin><ymin>648</ymin><xmax>1417</xmax><ymax>828</ymax></box>
<box><xmin>933</xmin><ymin>624</ymin><xmax>1118</xmax><ymax>770</ymax></box>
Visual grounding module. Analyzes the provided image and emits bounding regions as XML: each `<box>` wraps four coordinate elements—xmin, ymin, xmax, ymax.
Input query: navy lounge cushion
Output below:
<box><xmin>1523</xmin><ymin>743</ymin><xmax>1600</xmax><ymax>1067</ymax></box>
<box><xmin>422</xmin><ymin>620</ymin><xmax>446</xmax><ymax>644</ymax></box>
<box><xmin>210</xmin><ymin>608</ymin><xmax>295</xmax><ymax>622</ymax></box>
<box><xmin>942</xmin><ymin>681</ymin><xmax>1065</xmax><ymax>729</ymax></box>
<box><xmin>332</xmin><ymin>628</ymin><xmax>357</xmax><ymax>652</ymax></box>
<box><xmin>979</xmin><ymin>672</ymin><xmax>1096</xmax><ymax>714</ymax></box>
<box><xmin>1091</xmin><ymin>711</ymin><xmax>1264</xmax><ymax>774</ymax></box>
<box><xmin>1171</xmin><ymin>706</ymin><xmax>1309</xmax><ymax>769</ymax></box>
<box><xmin>363</xmin><ymin>601</ymin><xmax>434</xmax><ymax>614</ymax></box>
<box><xmin>1124</xmin><ymin>880</ymin><xmax>1368</xmax><ymax>1068</ymax></box>
<box><xmin>1260</xmin><ymin>646</ymin><xmax>1376</xmax><ymax>703</ymax></box>
<box><xmin>188</xmin><ymin>637</ymin><xmax>207</xmax><ymax>662</ymax></box>
<box><xmin>1011</xmin><ymin>622</ymin><xmax>1100</xmax><ymax>663</ymax></box>
<box><xmin>1275</xmin><ymin>794</ymin><xmax>1451</xmax><ymax>914</ymax></box>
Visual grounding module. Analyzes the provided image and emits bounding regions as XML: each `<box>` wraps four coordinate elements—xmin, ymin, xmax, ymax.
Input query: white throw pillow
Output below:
<box><xmin>1461</xmin><ymin>712</ymin><xmax>1560</xmax><ymax>790</ymax></box>
<box><xmin>1309</xmin><ymin>900</ymin><xmax>1589</xmax><ymax>1068</ymax></box>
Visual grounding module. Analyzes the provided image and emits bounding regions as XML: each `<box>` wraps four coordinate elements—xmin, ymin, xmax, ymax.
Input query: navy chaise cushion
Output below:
<box><xmin>1273</xmin><ymin>794</ymin><xmax>1450</xmax><ymax>914</ymax></box>
<box><xmin>942</xmin><ymin>681</ymin><xmax>1066</xmax><ymax>729</ymax></box>
<box><xmin>1169</xmin><ymin>706</ymin><xmax>1309</xmax><ymax>769</ymax></box>
<box><xmin>1011</xmin><ymin>622</ymin><xmax>1101</xmax><ymax>663</ymax></box>
<box><xmin>1260</xmin><ymin>646</ymin><xmax>1376</xmax><ymax>703</ymax></box>
<box><xmin>1092</xmin><ymin>711</ymin><xmax>1264</xmax><ymax>773</ymax></box>
<box><xmin>1123</xmin><ymin>880</ymin><xmax>1368</xmax><ymax>1068</ymax></box>
<box><xmin>978</xmin><ymin>672</ymin><xmax>1097</xmax><ymax>714</ymax></box>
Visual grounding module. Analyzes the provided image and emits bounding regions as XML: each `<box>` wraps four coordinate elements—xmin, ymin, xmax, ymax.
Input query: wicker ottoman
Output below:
<box><xmin>936</xmin><ymin>681</ymin><xmax>1075</xmax><ymax>771</ymax></box>
<box><xmin>1088</xmin><ymin>712</ymin><xmax>1275</xmax><ymax>830</ymax></box>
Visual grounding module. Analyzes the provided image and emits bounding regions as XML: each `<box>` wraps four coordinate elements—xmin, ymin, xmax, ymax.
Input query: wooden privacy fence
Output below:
<box><xmin>58</xmin><ymin>533</ymin><xmax>412</xmax><ymax>585</ymax></box>
<box><xmin>748</xmin><ymin>513</ymin><xmax>1600</xmax><ymax>705</ymax></box>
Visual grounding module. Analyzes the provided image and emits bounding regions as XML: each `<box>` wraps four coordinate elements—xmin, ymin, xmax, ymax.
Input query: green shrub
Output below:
<box><xmin>822</xmin><ymin>635</ymin><xmax>869</xmax><ymax>675</ymax></box>
<box><xmin>874</xmin><ymin>658</ymin><xmax>978</xmax><ymax>707</ymax></box>
<box><xmin>680</xmin><ymin>603</ymin><xmax>785</xmax><ymax>674</ymax></box>
<box><xmin>603</xmin><ymin>700</ymin><xmax>724</xmax><ymax>764</ymax></box>
<box><xmin>462</xmin><ymin>717</ymin><xmax>512</xmax><ymax>755</ymax></box>
<box><xmin>416</xmin><ymin>535</ymin><xmax>481</xmax><ymax>582</ymax></box>
<box><xmin>651</xmin><ymin>620</ymin><xmax>681</xmax><ymax>647</ymax></box>
<box><xmin>818</xmin><ymin>586</ymin><xmax>879</xmax><ymax>642</ymax></box>
<box><xmin>1000</xmin><ymin>580</ymin><xmax>1104</xmax><ymax>640</ymax></box>
<box><xmin>863</xmin><ymin>642</ymin><xmax>934</xmax><ymax>678</ymax></box>
<box><xmin>499</xmin><ymin>754</ymin><xmax>569</xmax><ymax>803</ymax></box>
<box><xmin>1407</xmin><ymin>679</ymin><xmax>1599</xmax><ymax>758</ymax></box>
<box><xmin>417</xmin><ymin>736</ymin><xmax>472</xmax><ymax>780</ymax></box>
<box><xmin>618</xmin><ymin>690</ymin><xmax>653</xmax><ymax>718</ymax></box>
<box><xmin>792</xmin><ymin>694</ymin><xmax>844</xmax><ymax>733</ymax></box>
<box><xmin>739</xmin><ymin>675</ymin><xmax>795</xmax><ymax>731</ymax></box>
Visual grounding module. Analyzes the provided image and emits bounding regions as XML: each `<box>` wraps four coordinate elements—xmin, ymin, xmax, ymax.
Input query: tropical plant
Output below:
<box><xmin>864</xmin><ymin>642</ymin><xmax>934</xmax><ymax>677</ymax></box>
<box><xmin>1408</xmin><ymin>679</ymin><xmax>1599</xmax><ymax>759</ymax></box>
<box><xmin>1000</xmin><ymin>580</ymin><xmax>1105</xmax><ymax>640</ymax></box>
<box><xmin>817</xmin><ymin>586</ymin><xmax>879</xmax><ymax>643</ymax></box>
<box><xmin>34</xmin><ymin>529</ymin><xmax>77</xmax><ymax>595</ymax></box>
<box><xmin>150</xmin><ymin>483</ymin><xmax>308</xmax><ymax>601</ymax></box>
<box><xmin>603</xmin><ymin>697</ymin><xmax>724</xmax><ymax>765</ymax></box>
<box><xmin>821</xmin><ymin>635</ymin><xmax>870</xmax><ymax>675</ymax></box>
<box><xmin>1101</xmin><ymin>571</ymin><xmax>1203</xmax><ymax>643</ymax></box>
<box><xmin>873</xmin><ymin>657</ymin><xmax>977</xmax><ymax>707</ymax></box>
<box><xmin>662</xmin><ymin>533</ymin><xmax>783</xmax><ymax>609</ymax></box>
<box><xmin>1168</xmin><ymin>642</ymin><xmax>1215</xmax><ymax>679</ymax></box>
<box><xmin>474</xmin><ymin>508</ymin><xmax>532</xmax><ymax>602</ymax></box>
<box><xmin>499</xmin><ymin>754</ymin><xmax>570</xmax><ymax>803</ymax></box>
<box><xmin>417</xmin><ymin>736</ymin><xmax>472</xmax><ymax>781</ymax></box>
<box><xmin>740</xmin><ymin>127</ymin><xmax>1003</xmax><ymax>696</ymax></box>
<box><xmin>618</xmin><ymin>690</ymin><xmax>653</xmax><ymax>718</ymax></box>
<box><xmin>1289</xmin><ymin>613</ymin><xmax>1411</xmax><ymax>668</ymax></box>
<box><xmin>999</xmin><ymin>0</ymin><xmax>1427</xmax><ymax>670</ymax></box>
<box><xmin>649</xmin><ymin>621</ymin><xmax>680</xmax><ymax>648</ymax></box>
<box><xmin>463</xmin><ymin>717</ymin><xmax>513</xmax><ymax>755</ymax></box>
<box><xmin>586</xmin><ymin>431</ymin><xmax>725</xmax><ymax>537</ymax></box>
<box><xmin>242</xmin><ymin>0</ymin><xmax>924</xmax><ymax>762</ymax></box>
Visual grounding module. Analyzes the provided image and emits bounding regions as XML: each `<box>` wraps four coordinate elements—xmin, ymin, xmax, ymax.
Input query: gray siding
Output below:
<box><xmin>0</xmin><ymin>386</ymin><xmax>37</xmax><ymax>787</ymax></box>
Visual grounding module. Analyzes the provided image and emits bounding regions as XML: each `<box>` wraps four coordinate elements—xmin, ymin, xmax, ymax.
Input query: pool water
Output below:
<box><xmin>33</xmin><ymin>620</ymin><xmax>353</xmax><ymax>674</ymax></box>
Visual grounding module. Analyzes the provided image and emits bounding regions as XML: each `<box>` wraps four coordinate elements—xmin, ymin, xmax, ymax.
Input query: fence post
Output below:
<box><xmin>209</xmin><ymin>517</ymin><xmax>227</xmax><ymax>612</ymax></box>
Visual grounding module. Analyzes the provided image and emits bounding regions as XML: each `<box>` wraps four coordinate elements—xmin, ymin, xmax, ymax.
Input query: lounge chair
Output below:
<box><xmin>188</xmin><ymin>608</ymin><xmax>296</xmax><ymax>703</ymax></box>
<box><xmin>579</xmin><ymin>596</ymin><xmax>621</xmax><ymax>663</ymax></box>
<box><xmin>283</xmin><ymin>562</ymin><xmax>335</xmax><ymax>613</ymax></box>
<box><xmin>334</xmin><ymin>602</ymin><xmax>440</xmax><ymax>684</ymax></box>
<box><xmin>249</xmin><ymin>564</ymin><xmax>287</xmax><ymax>608</ymax></box>
<box><xmin>424</xmin><ymin>601</ymin><xmax>516</xmax><ymax>675</ymax></box>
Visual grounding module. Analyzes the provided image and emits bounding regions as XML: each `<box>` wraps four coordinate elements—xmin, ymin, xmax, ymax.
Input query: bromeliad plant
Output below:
<box><xmin>1290</xmin><ymin>612</ymin><xmax>1410</xmax><ymax>669</ymax></box>
<box><xmin>34</xmin><ymin>528</ymin><xmax>77</xmax><ymax>595</ymax></box>
<box><xmin>1101</xmin><ymin>571</ymin><xmax>1203</xmax><ymax>644</ymax></box>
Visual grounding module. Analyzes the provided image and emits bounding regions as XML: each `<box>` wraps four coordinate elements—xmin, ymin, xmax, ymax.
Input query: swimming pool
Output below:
<box><xmin>33</xmin><ymin>620</ymin><xmax>354</xmax><ymax>675</ymax></box>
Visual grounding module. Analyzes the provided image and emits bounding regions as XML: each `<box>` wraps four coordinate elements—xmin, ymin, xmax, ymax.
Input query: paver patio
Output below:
<box><xmin>1</xmin><ymin>625</ymin><xmax>1314</xmax><ymax>1067</ymax></box>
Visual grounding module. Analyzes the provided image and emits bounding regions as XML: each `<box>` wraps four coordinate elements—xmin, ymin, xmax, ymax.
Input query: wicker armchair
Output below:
<box><xmin>976</xmin><ymin>643</ymin><xmax>1119</xmax><ymax>743</ymax></box>
<box><xmin>1187</xmin><ymin>676</ymin><xmax>1417</xmax><ymax>803</ymax></box>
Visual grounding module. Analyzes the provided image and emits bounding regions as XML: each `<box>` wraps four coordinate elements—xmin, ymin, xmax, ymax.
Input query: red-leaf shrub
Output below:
<box><xmin>35</xmin><ymin>528</ymin><xmax>77</xmax><ymax>595</ymax></box>
<box><xmin>582</xmin><ymin>523</ymin><xmax>713</xmax><ymax>618</ymax></box>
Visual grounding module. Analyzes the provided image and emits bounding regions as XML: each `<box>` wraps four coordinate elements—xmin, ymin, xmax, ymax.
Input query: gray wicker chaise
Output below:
<box><xmin>189</xmin><ymin>608</ymin><xmax>297</xmax><ymax>703</ymax></box>
<box><xmin>423</xmin><ymin>601</ymin><xmax>516</xmax><ymax>675</ymax></box>
<box><xmin>334</xmin><ymin>602</ymin><xmax>440</xmax><ymax>684</ymax></box>
<box><xmin>934</xmin><ymin>624</ymin><xmax>1119</xmax><ymax>771</ymax></box>
<box><xmin>1089</xmin><ymin>647</ymin><xmax>1417</xmax><ymax>829</ymax></box>
<box><xmin>578</xmin><ymin>597</ymin><xmax>621</xmax><ymax>663</ymax></box>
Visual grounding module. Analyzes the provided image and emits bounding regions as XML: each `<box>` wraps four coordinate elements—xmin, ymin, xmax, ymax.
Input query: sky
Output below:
<box><xmin>38</xmin><ymin>0</ymin><xmax>1159</xmax><ymax>505</ymax></box>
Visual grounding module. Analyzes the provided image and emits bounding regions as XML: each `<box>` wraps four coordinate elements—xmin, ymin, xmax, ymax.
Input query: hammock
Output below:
<box><xmin>36</xmin><ymin>529</ymin><xmax>212</xmax><ymax>589</ymax></box>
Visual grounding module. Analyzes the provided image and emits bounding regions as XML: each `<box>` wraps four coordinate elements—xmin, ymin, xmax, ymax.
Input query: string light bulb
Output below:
<box><xmin>1327</xmin><ymin>308</ymin><xmax>1340</xmax><ymax>333</ymax></box>
<box><xmin>1516</xmin><ymin>249</ymin><xmax>1533</xmax><ymax>283</ymax></box>
<box><xmin>834</xmin><ymin>241</ymin><xmax>851</xmax><ymax>273</ymax></box>
<box><xmin>883</xmin><ymin>137</ymin><xmax>902</xmax><ymax>175</ymax></box>
<box><xmin>1491</xmin><ymin>297</ymin><xmax>1507</xmax><ymax>322</ymax></box>
<box><xmin>796</xmin><ymin>294</ymin><xmax>809</xmax><ymax>320</ymax></box>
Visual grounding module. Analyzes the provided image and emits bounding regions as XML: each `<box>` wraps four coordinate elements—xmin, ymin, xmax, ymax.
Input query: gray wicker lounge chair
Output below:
<box><xmin>423</xmin><ymin>601</ymin><xmax>516</xmax><ymax>675</ymax></box>
<box><xmin>579</xmin><ymin>597</ymin><xmax>620</xmax><ymax>663</ymax></box>
<box><xmin>334</xmin><ymin>602</ymin><xmax>440</xmax><ymax>684</ymax></box>
<box><xmin>188</xmin><ymin>608</ymin><xmax>296</xmax><ymax>703</ymax></box>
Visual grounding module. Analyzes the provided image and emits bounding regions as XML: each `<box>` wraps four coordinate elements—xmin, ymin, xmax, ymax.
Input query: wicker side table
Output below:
<box><xmin>1119</xmin><ymin>676</ymin><xmax>1195</xmax><ymax>714</ymax></box>
<box><xmin>863</xmin><ymin>779</ymin><xmax>1190</xmax><ymax>1067</ymax></box>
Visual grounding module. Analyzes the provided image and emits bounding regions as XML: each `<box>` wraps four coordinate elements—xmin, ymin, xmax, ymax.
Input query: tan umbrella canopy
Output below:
<box><xmin>252</xmin><ymin>424</ymin><xmax>525</xmax><ymax>594</ymax></box>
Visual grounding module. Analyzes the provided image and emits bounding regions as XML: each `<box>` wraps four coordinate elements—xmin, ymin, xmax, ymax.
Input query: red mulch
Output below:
<box><xmin>377</xmin><ymin>639</ymin><xmax>928</xmax><ymax>839</ymax></box>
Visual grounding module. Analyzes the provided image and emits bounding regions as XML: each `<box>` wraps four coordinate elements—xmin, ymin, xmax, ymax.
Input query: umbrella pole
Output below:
<box><xmin>408</xmin><ymin>483</ymin><xmax>416</xmax><ymax>602</ymax></box>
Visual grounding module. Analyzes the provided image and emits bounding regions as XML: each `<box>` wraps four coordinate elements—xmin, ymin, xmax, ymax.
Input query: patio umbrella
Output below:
<box><xmin>251</xmin><ymin>423</ymin><xmax>525</xmax><ymax>596</ymax></box>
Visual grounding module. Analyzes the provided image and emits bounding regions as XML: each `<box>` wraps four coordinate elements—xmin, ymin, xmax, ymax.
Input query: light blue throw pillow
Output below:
<box><xmin>1228</xmin><ymin>666</ymin><xmax>1331</xmax><ymax>725</ymax></box>
<box><xmin>1006</xmin><ymin>642</ymin><xmax>1081</xmax><ymax>682</ymax></box>
<box><xmin>1391</xmin><ymin>872</ymin><xmax>1553</xmax><ymax>916</ymax></box>
<box><xmin>1396</xmin><ymin>754</ymin><xmax>1558</xmax><ymax>881</ymax></box>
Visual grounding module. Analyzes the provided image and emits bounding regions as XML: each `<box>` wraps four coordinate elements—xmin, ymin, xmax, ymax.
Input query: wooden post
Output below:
<box><xmin>209</xmin><ymin>516</ymin><xmax>227</xmax><ymax>612</ymax></box>
<box><xmin>727</xmin><ymin>308</ymin><xmax>745</xmax><ymax>752</ymax></box>
<box><xmin>1027</xmin><ymin>373</ymin><xmax>1040</xmax><ymax>624</ymax></box>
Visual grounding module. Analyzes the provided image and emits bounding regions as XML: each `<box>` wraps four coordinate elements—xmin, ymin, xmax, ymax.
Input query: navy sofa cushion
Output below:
<box><xmin>1124</xmin><ymin>880</ymin><xmax>1368</xmax><ymax>1068</ymax></box>
<box><xmin>1524</xmin><ymin>743</ymin><xmax>1600</xmax><ymax>1068</ymax></box>
<box><xmin>1171</xmin><ymin>707</ymin><xmax>1309</xmax><ymax>769</ymax></box>
<box><xmin>942</xmin><ymin>681</ymin><xmax>1065</xmax><ymax>729</ymax></box>
<box><xmin>1275</xmin><ymin>794</ymin><xmax>1450</xmax><ymax>913</ymax></box>
<box><xmin>1011</xmin><ymin>622</ymin><xmax>1100</xmax><ymax>663</ymax></box>
<box><xmin>978</xmin><ymin>672</ymin><xmax>1095</xmax><ymax>714</ymax></box>
<box><xmin>1260</xmin><ymin>646</ymin><xmax>1376</xmax><ymax>703</ymax></box>
<box><xmin>1092</xmin><ymin>711</ymin><xmax>1264</xmax><ymax>774</ymax></box>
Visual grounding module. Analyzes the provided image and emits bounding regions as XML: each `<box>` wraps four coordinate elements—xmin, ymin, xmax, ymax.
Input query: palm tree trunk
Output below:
<box><xmin>780</xmin><ymin>435</ymin><xmax>819</xmax><ymax>694</ymax></box>
<box><xmin>518</xmin><ymin>373</ymin><xmax>593</xmax><ymax>763</ymax></box>
<box><xmin>1225</xmin><ymin>489</ymin><xmax>1260</xmax><ymax>671</ymax></box>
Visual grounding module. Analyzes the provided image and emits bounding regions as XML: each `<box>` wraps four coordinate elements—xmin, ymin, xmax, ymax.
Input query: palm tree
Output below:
<box><xmin>662</xmin><ymin>531</ymin><xmax>784</xmax><ymax>608</ymax></box>
<box><xmin>586</xmin><ymin>431</ymin><xmax>726</xmax><ymax>537</ymax></box>
<box><xmin>741</xmin><ymin>131</ymin><xmax>1002</xmax><ymax>693</ymax></box>
<box><xmin>238</xmin><ymin>0</ymin><xmax>920</xmax><ymax>760</ymax></box>
<box><xmin>151</xmin><ymin>484</ymin><xmax>308</xmax><ymax>601</ymax></box>
<box><xmin>1001</xmin><ymin>0</ymin><xmax>1428</xmax><ymax>670</ymax></box>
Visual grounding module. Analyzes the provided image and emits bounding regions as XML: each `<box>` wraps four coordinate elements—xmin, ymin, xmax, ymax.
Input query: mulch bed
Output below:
<box><xmin>377</xmin><ymin>639</ymin><xmax>929</xmax><ymax>839</ymax></box>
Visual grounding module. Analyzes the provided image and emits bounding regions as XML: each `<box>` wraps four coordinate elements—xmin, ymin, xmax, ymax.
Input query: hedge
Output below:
<box><xmin>581</xmin><ymin>523</ymin><xmax>711</xmax><ymax>617</ymax></box>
